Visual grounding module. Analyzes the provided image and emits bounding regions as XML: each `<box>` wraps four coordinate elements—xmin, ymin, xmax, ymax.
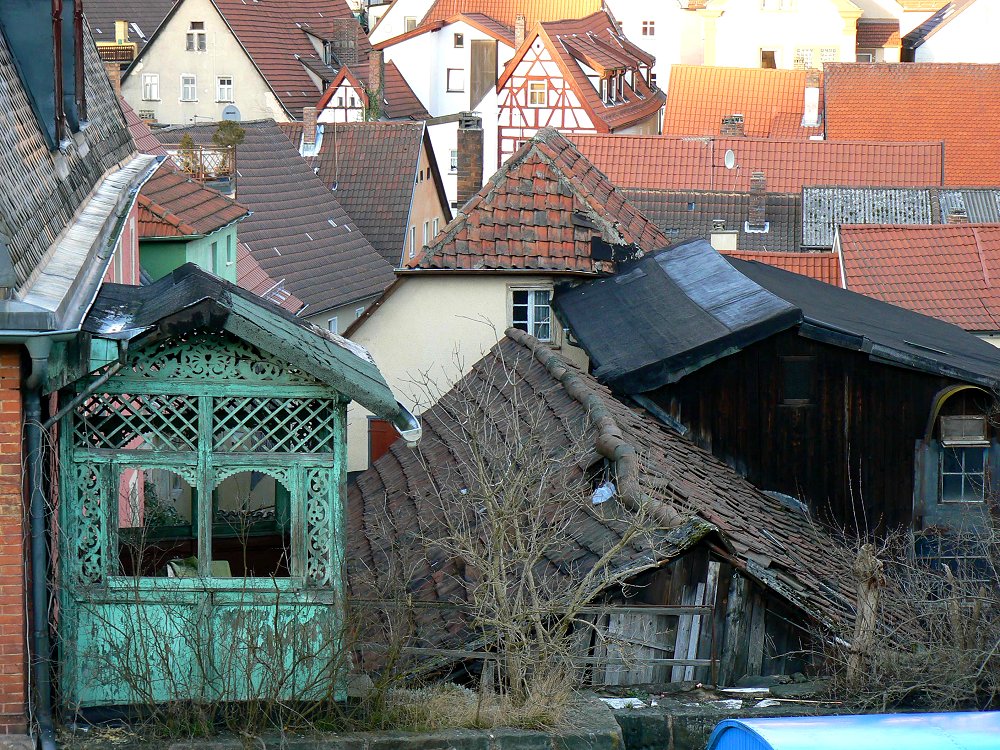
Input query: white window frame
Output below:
<box><xmin>449</xmin><ymin>149</ymin><xmax>458</xmax><ymax>173</ymax></box>
<box><xmin>216</xmin><ymin>76</ymin><xmax>234</xmax><ymax>102</ymax></box>
<box><xmin>454</xmin><ymin>33</ymin><xmax>464</xmax><ymax>48</ymax></box>
<box><xmin>408</xmin><ymin>225</ymin><xmax>416</xmax><ymax>259</ymax></box>
<box><xmin>856</xmin><ymin>51</ymin><xmax>874</xmax><ymax>63</ymax></box>
<box><xmin>939</xmin><ymin>415</ymin><xmax>990</xmax><ymax>504</ymax></box>
<box><xmin>327</xmin><ymin>317</ymin><xmax>339</xmax><ymax>334</ymax></box>
<box><xmin>141</xmin><ymin>73</ymin><xmax>159</xmax><ymax>101</ymax></box>
<box><xmin>355</xmin><ymin>307</ymin><xmax>364</xmax><ymax>318</ymax></box>
<box><xmin>509</xmin><ymin>287</ymin><xmax>553</xmax><ymax>343</ymax></box>
<box><xmin>446</xmin><ymin>68</ymin><xmax>465</xmax><ymax>93</ymax></box>
<box><xmin>432</xmin><ymin>217</ymin><xmax>439</xmax><ymax>237</ymax></box>
<box><xmin>180</xmin><ymin>74</ymin><xmax>197</xmax><ymax>102</ymax></box>
<box><xmin>820</xmin><ymin>48</ymin><xmax>837</xmax><ymax>65</ymax></box>
<box><xmin>422</xmin><ymin>220</ymin><xmax>429</xmax><ymax>246</ymax></box>
<box><xmin>641</xmin><ymin>20</ymin><xmax>655</xmax><ymax>37</ymax></box>
<box><xmin>527</xmin><ymin>80</ymin><xmax>547</xmax><ymax>107</ymax></box>
<box><xmin>404</xmin><ymin>16</ymin><xmax>417</xmax><ymax>32</ymax></box>
<box><xmin>186</xmin><ymin>22</ymin><xmax>207</xmax><ymax>52</ymax></box>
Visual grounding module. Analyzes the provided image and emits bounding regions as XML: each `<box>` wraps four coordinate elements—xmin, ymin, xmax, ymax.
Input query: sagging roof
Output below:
<box><xmin>823</xmin><ymin>62</ymin><xmax>1000</xmax><ymax>187</ymax></box>
<box><xmin>347</xmin><ymin>329</ymin><xmax>857</xmax><ymax>658</ymax></box>
<box><xmin>662</xmin><ymin>66</ymin><xmax>823</xmax><ymax>139</ymax></box>
<box><xmin>623</xmin><ymin>188</ymin><xmax>802</xmax><ymax>253</ymax></box>
<box><xmin>157</xmin><ymin>120</ymin><xmax>394</xmax><ymax>315</ymax></box>
<box><xmin>569</xmin><ymin>134</ymin><xmax>945</xmax><ymax>194</ymax></box>
<box><xmin>409</xmin><ymin>129</ymin><xmax>668</xmax><ymax>273</ymax></box>
<box><xmin>84</xmin><ymin>263</ymin><xmax>404</xmax><ymax>422</ymax></box>
<box><xmin>838</xmin><ymin>223</ymin><xmax>1000</xmax><ymax>333</ymax></box>
<box><xmin>554</xmin><ymin>239</ymin><xmax>1000</xmax><ymax>394</ymax></box>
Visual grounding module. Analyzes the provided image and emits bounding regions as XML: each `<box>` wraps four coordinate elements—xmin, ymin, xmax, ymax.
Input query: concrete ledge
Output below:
<box><xmin>0</xmin><ymin>735</ymin><xmax>33</xmax><ymax>750</ymax></box>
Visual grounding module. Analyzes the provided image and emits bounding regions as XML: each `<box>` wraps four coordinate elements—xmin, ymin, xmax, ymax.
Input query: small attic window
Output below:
<box><xmin>186</xmin><ymin>22</ymin><xmax>207</xmax><ymax>51</ymax></box>
<box><xmin>780</xmin><ymin>356</ymin><xmax>815</xmax><ymax>406</ymax></box>
<box><xmin>454</xmin><ymin>33</ymin><xmax>464</xmax><ymax>48</ymax></box>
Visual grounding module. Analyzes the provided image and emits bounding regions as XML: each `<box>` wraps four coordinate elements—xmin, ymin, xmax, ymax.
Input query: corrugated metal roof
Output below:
<box><xmin>802</xmin><ymin>187</ymin><xmax>933</xmax><ymax>248</ymax></box>
<box><xmin>937</xmin><ymin>189</ymin><xmax>1000</xmax><ymax>223</ymax></box>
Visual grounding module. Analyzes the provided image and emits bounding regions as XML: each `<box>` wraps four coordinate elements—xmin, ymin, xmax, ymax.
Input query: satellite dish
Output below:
<box><xmin>724</xmin><ymin>149</ymin><xmax>736</xmax><ymax>170</ymax></box>
<box><xmin>222</xmin><ymin>104</ymin><xmax>241</xmax><ymax>122</ymax></box>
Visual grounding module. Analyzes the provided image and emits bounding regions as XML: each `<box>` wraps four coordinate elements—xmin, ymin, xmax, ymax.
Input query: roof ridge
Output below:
<box><xmin>505</xmin><ymin>327</ymin><xmax>683</xmax><ymax>528</ymax></box>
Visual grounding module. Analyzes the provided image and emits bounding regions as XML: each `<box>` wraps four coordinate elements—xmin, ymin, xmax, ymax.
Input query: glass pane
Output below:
<box><xmin>511</xmin><ymin>290</ymin><xmax>529</xmax><ymax>329</ymax></box>
<box><xmin>117</xmin><ymin>468</ymin><xmax>196</xmax><ymax>577</ymax></box>
<box><xmin>212</xmin><ymin>471</ymin><xmax>291</xmax><ymax>578</ymax></box>
<box><xmin>963</xmin><ymin>475</ymin><xmax>985</xmax><ymax>502</ymax></box>
<box><xmin>942</xmin><ymin>448</ymin><xmax>963</xmax><ymax>474</ymax></box>
<box><xmin>963</xmin><ymin>446</ymin><xmax>985</xmax><ymax>474</ymax></box>
<box><xmin>941</xmin><ymin>473</ymin><xmax>963</xmax><ymax>502</ymax></box>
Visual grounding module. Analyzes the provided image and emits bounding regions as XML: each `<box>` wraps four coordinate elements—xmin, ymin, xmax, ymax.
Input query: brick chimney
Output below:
<box><xmin>302</xmin><ymin>106</ymin><xmax>318</xmax><ymax>147</ymax></box>
<box><xmin>748</xmin><ymin>171</ymin><xmax>767</xmax><ymax>230</ymax></box>
<box><xmin>105</xmin><ymin>63</ymin><xmax>122</xmax><ymax>98</ymax></box>
<box><xmin>456</xmin><ymin>112</ymin><xmax>484</xmax><ymax>207</ymax></box>
<box><xmin>721</xmin><ymin>114</ymin><xmax>745</xmax><ymax>137</ymax></box>
<box><xmin>514</xmin><ymin>14</ymin><xmax>526</xmax><ymax>47</ymax></box>
<box><xmin>946</xmin><ymin>208</ymin><xmax>969</xmax><ymax>224</ymax></box>
<box><xmin>801</xmin><ymin>70</ymin><xmax>821</xmax><ymax>128</ymax></box>
<box><xmin>330</xmin><ymin>18</ymin><xmax>359</xmax><ymax>66</ymax></box>
<box><xmin>368</xmin><ymin>48</ymin><xmax>385</xmax><ymax>117</ymax></box>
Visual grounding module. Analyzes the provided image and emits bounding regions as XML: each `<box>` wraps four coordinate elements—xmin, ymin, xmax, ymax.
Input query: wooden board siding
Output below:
<box><xmin>470</xmin><ymin>39</ymin><xmax>497</xmax><ymax>109</ymax></box>
<box><xmin>649</xmin><ymin>329</ymin><xmax>957</xmax><ymax>533</ymax></box>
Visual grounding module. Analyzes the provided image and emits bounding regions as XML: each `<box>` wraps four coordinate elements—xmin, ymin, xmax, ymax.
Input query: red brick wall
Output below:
<box><xmin>0</xmin><ymin>348</ymin><xmax>26</xmax><ymax>733</ymax></box>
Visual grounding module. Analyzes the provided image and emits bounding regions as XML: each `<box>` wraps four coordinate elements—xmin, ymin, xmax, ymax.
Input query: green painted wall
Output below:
<box><xmin>141</xmin><ymin>225</ymin><xmax>239</xmax><ymax>284</ymax></box>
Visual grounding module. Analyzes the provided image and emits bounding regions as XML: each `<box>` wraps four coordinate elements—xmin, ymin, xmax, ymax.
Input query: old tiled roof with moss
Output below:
<box><xmin>410</xmin><ymin>129</ymin><xmax>669</xmax><ymax>272</ymax></box>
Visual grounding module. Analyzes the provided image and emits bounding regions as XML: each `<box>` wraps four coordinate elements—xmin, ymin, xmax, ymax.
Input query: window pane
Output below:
<box><xmin>942</xmin><ymin>447</ymin><xmax>964</xmax><ymax>474</ymax></box>
<box><xmin>511</xmin><ymin>290</ymin><xmax>529</xmax><ymax>329</ymax></box>
<box><xmin>964</xmin><ymin>446</ymin><xmax>985</xmax><ymax>473</ymax></box>
<box><xmin>942</xmin><ymin>473</ymin><xmax>963</xmax><ymax>502</ymax></box>
<box><xmin>963</xmin><ymin>475</ymin><xmax>985</xmax><ymax>502</ymax></box>
<box><xmin>213</xmin><ymin>471</ymin><xmax>291</xmax><ymax>577</ymax></box>
<box><xmin>118</xmin><ymin>468</ymin><xmax>196</xmax><ymax>577</ymax></box>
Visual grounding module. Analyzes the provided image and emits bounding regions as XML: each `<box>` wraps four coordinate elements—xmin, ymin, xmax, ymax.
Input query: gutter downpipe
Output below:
<box><xmin>24</xmin><ymin>337</ymin><xmax>56</xmax><ymax>750</ymax></box>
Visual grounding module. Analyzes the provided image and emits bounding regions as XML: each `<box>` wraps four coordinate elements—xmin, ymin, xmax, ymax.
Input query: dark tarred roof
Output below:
<box><xmin>347</xmin><ymin>329</ymin><xmax>858</xmax><ymax>660</ymax></box>
<box><xmin>839</xmin><ymin>223</ymin><xmax>1000</xmax><ymax>332</ymax></box>
<box><xmin>412</xmin><ymin>128</ymin><xmax>669</xmax><ymax>272</ymax></box>
<box><xmin>663</xmin><ymin>66</ymin><xmax>823</xmax><ymax>140</ymax></box>
<box><xmin>570</xmin><ymin>133</ymin><xmax>945</xmax><ymax>194</ymax></box>
<box><xmin>157</xmin><ymin>120</ymin><xmax>394</xmax><ymax>313</ymax></box>
<box><xmin>823</xmin><ymin>62</ymin><xmax>1000</xmax><ymax>187</ymax></box>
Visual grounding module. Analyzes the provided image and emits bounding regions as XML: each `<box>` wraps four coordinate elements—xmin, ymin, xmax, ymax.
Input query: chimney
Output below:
<box><xmin>456</xmin><ymin>112</ymin><xmax>484</xmax><ymax>206</ymax></box>
<box><xmin>721</xmin><ymin>114</ymin><xmax>745</xmax><ymax>137</ymax></box>
<box><xmin>330</xmin><ymin>18</ymin><xmax>359</xmax><ymax>66</ymax></box>
<box><xmin>801</xmin><ymin>70</ymin><xmax>821</xmax><ymax>128</ymax></box>
<box><xmin>368</xmin><ymin>48</ymin><xmax>385</xmax><ymax>117</ymax></box>
<box><xmin>105</xmin><ymin>62</ymin><xmax>122</xmax><ymax>98</ymax></box>
<box><xmin>946</xmin><ymin>208</ymin><xmax>969</xmax><ymax>224</ymax></box>
<box><xmin>115</xmin><ymin>19</ymin><xmax>129</xmax><ymax>44</ymax></box>
<box><xmin>514</xmin><ymin>14</ymin><xmax>526</xmax><ymax>47</ymax></box>
<box><xmin>302</xmin><ymin>106</ymin><xmax>318</xmax><ymax>147</ymax></box>
<box><xmin>748</xmin><ymin>171</ymin><xmax>767</xmax><ymax>230</ymax></box>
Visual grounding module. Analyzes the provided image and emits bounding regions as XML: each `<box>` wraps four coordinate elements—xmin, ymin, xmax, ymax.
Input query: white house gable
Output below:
<box><xmin>318</xmin><ymin>78</ymin><xmax>365</xmax><ymax>123</ymax></box>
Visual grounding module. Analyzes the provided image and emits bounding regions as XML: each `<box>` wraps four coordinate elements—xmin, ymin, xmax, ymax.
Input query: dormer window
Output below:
<box><xmin>186</xmin><ymin>22</ymin><xmax>207</xmax><ymax>52</ymax></box>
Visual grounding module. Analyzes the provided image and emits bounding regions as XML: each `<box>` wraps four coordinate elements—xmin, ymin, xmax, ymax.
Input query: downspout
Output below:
<box><xmin>24</xmin><ymin>337</ymin><xmax>56</xmax><ymax>750</ymax></box>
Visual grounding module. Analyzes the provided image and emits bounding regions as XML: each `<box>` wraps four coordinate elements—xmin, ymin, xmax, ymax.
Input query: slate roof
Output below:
<box><xmin>84</xmin><ymin>0</ymin><xmax>178</xmax><ymax>52</ymax></box>
<box><xmin>137</xmin><ymin>168</ymin><xmax>249</xmax><ymax>239</ymax></box>
<box><xmin>856</xmin><ymin>19</ymin><xmax>902</xmax><ymax>48</ymax></box>
<box><xmin>317</xmin><ymin>62</ymin><xmax>430</xmax><ymax>121</ymax></box>
<box><xmin>902</xmin><ymin>0</ymin><xmax>974</xmax><ymax>52</ymax></box>
<box><xmin>347</xmin><ymin>329</ymin><xmax>858</xmax><ymax>659</ymax></box>
<box><xmin>838</xmin><ymin>223</ymin><xmax>1000</xmax><ymax>332</ymax></box>
<box><xmin>823</xmin><ymin>63</ymin><xmax>1000</xmax><ymax>187</ymax></box>
<box><xmin>85</xmin><ymin>263</ymin><xmax>405</xmax><ymax>422</ymax></box>
<box><xmin>498</xmin><ymin>12</ymin><xmax>665</xmax><ymax>133</ymax></box>
<box><xmin>623</xmin><ymin>188</ymin><xmax>802</xmax><ymax>253</ymax></box>
<box><xmin>410</xmin><ymin>129</ymin><xmax>669</xmax><ymax>273</ymax></box>
<box><xmin>569</xmin><ymin>134</ymin><xmax>945</xmax><ymax>194</ymax></box>
<box><xmin>802</xmin><ymin>186</ymin><xmax>934</xmax><ymax>248</ymax></box>
<box><xmin>554</xmin><ymin>239</ymin><xmax>1000</xmax><ymax>394</ymax></box>
<box><xmin>723</xmin><ymin>250</ymin><xmax>841</xmax><ymax>286</ymax></box>
<box><xmin>157</xmin><ymin>120</ymin><xmax>394</xmax><ymax>314</ymax></box>
<box><xmin>662</xmin><ymin>66</ymin><xmax>823</xmax><ymax>140</ymax></box>
<box><xmin>301</xmin><ymin>121</ymin><xmax>448</xmax><ymax>267</ymax></box>
<box><xmin>420</xmin><ymin>0</ymin><xmax>601</xmax><ymax>29</ymax></box>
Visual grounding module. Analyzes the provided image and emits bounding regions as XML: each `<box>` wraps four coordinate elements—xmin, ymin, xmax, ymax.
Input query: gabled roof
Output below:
<box><xmin>569</xmin><ymin>134</ymin><xmax>945</xmax><ymax>193</ymax></box>
<box><xmin>838</xmin><ymin>223</ymin><xmax>1000</xmax><ymax>332</ymax></box>
<box><xmin>499</xmin><ymin>11</ymin><xmax>664</xmax><ymax>133</ymax></box>
<box><xmin>157</xmin><ymin>120</ymin><xmax>394</xmax><ymax>314</ymax></box>
<box><xmin>84</xmin><ymin>0</ymin><xmax>178</xmax><ymax>52</ymax></box>
<box><xmin>902</xmin><ymin>0</ymin><xmax>974</xmax><ymax>51</ymax></box>
<box><xmin>856</xmin><ymin>19</ymin><xmax>902</xmax><ymax>48</ymax></box>
<box><xmin>347</xmin><ymin>329</ymin><xmax>858</xmax><ymax>657</ymax></box>
<box><xmin>373</xmin><ymin>13</ymin><xmax>515</xmax><ymax>48</ymax></box>
<box><xmin>722</xmin><ymin>250</ymin><xmax>841</xmax><ymax>286</ymax></box>
<box><xmin>294</xmin><ymin>121</ymin><xmax>449</xmax><ymax>267</ymax></box>
<box><xmin>554</xmin><ymin>239</ymin><xmax>1000</xmax><ymax>394</ymax></box>
<box><xmin>420</xmin><ymin>0</ymin><xmax>601</xmax><ymax>29</ymax></box>
<box><xmin>662</xmin><ymin>66</ymin><xmax>823</xmax><ymax>139</ymax></box>
<box><xmin>137</xmin><ymin>168</ymin><xmax>250</xmax><ymax>239</ymax></box>
<box><xmin>410</xmin><ymin>129</ymin><xmax>669</xmax><ymax>273</ymax></box>
<box><xmin>623</xmin><ymin>188</ymin><xmax>802</xmax><ymax>253</ymax></box>
<box><xmin>236</xmin><ymin>242</ymin><xmax>305</xmax><ymax>314</ymax></box>
<box><xmin>83</xmin><ymin>263</ymin><xmax>406</xmax><ymax>424</ymax></box>
<box><xmin>316</xmin><ymin>62</ymin><xmax>430</xmax><ymax>121</ymax></box>
<box><xmin>823</xmin><ymin>62</ymin><xmax>1000</xmax><ymax>187</ymax></box>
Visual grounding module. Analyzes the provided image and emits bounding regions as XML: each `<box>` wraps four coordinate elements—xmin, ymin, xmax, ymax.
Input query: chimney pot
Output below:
<box><xmin>721</xmin><ymin>114</ymin><xmax>745</xmax><ymax>137</ymax></box>
<box><xmin>515</xmin><ymin>14</ymin><xmax>526</xmax><ymax>47</ymax></box>
<box><xmin>302</xmin><ymin>106</ymin><xmax>318</xmax><ymax>146</ymax></box>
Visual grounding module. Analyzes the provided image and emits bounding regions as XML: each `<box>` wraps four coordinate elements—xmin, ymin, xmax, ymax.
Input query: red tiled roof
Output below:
<box><xmin>210</xmin><ymin>0</ymin><xmax>366</xmax><ymax>119</ymax></box>
<box><xmin>137</xmin><ymin>167</ymin><xmax>250</xmax><ymax>239</ymax></box>
<box><xmin>823</xmin><ymin>63</ymin><xmax>1000</xmax><ymax>187</ymax></box>
<box><xmin>411</xmin><ymin>128</ymin><xmax>669</xmax><ymax>272</ymax></box>
<box><xmin>120</xmin><ymin>96</ymin><xmax>172</xmax><ymax>161</ymax></box>
<box><xmin>722</xmin><ymin>250</ymin><xmax>841</xmax><ymax>286</ymax></box>
<box><xmin>569</xmin><ymin>133</ymin><xmax>945</xmax><ymax>193</ymax></box>
<box><xmin>373</xmin><ymin>13</ymin><xmax>514</xmax><ymax>49</ymax></box>
<box><xmin>236</xmin><ymin>241</ymin><xmax>305</xmax><ymax>313</ymax></box>
<box><xmin>499</xmin><ymin>12</ymin><xmax>665</xmax><ymax>133</ymax></box>
<box><xmin>856</xmin><ymin>19</ymin><xmax>901</xmax><ymax>48</ymax></box>
<box><xmin>421</xmin><ymin>0</ymin><xmax>600</xmax><ymax>29</ymax></box>
<box><xmin>662</xmin><ymin>66</ymin><xmax>823</xmax><ymax>139</ymax></box>
<box><xmin>317</xmin><ymin>62</ymin><xmax>430</xmax><ymax>120</ymax></box>
<box><xmin>839</xmin><ymin>223</ymin><xmax>1000</xmax><ymax>332</ymax></box>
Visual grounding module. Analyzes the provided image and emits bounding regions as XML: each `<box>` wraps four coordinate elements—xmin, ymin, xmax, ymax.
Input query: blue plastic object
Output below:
<box><xmin>706</xmin><ymin>711</ymin><xmax>1000</xmax><ymax>750</ymax></box>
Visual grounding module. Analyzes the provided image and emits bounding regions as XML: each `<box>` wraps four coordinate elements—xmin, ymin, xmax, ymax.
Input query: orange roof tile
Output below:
<box><xmin>421</xmin><ymin>0</ymin><xmax>600</xmax><ymax>30</ymax></box>
<box><xmin>823</xmin><ymin>63</ymin><xmax>1000</xmax><ymax>187</ymax></box>
<box><xmin>722</xmin><ymin>250</ymin><xmax>841</xmax><ymax>286</ymax></box>
<box><xmin>410</xmin><ymin>129</ymin><xmax>668</xmax><ymax>272</ymax></box>
<box><xmin>662</xmin><ymin>66</ymin><xmax>823</xmax><ymax>139</ymax></box>
<box><xmin>839</xmin><ymin>223</ymin><xmax>1000</xmax><ymax>331</ymax></box>
<box><xmin>569</xmin><ymin>133</ymin><xmax>944</xmax><ymax>193</ymax></box>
